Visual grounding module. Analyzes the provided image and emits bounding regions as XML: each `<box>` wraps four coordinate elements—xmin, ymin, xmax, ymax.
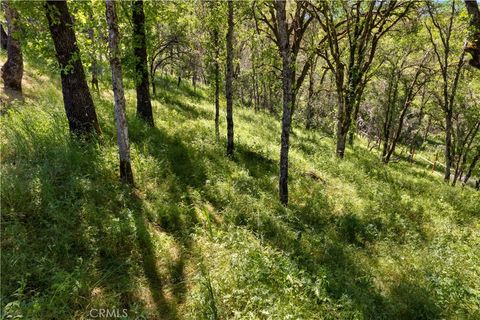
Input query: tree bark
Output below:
<box><xmin>132</xmin><ymin>0</ymin><xmax>154</xmax><ymax>126</ymax></box>
<box><xmin>444</xmin><ymin>109</ymin><xmax>454</xmax><ymax>182</ymax></box>
<box><xmin>225</xmin><ymin>0</ymin><xmax>234</xmax><ymax>156</ymax></box>
<box><xmin>1</xmin><ymin>0</ymin><xmax>23</xmax><ymax>95</ymax></box>
<box><xmin>106</xmin><ymin>0</ymin><xmax>134</xmax><ymax>184</ymax></box>
<box><xmin>45</xmin><ymin>0</ymin><xmax>100</xmax><ymax>136</ymax></box>
<box><xmin>275</xmin><ymin>0</ymin><xmax>293</xmax><ymax>205</ymax></box>
<box><xmin>464</xmin><ymin>0</ymin><xmax>480</xmax><ymax>69</ymax></box>
<box><xmin>1</xmin><ymin>24</ymin><xmax>7</xmax><ymax>50</ymax></box>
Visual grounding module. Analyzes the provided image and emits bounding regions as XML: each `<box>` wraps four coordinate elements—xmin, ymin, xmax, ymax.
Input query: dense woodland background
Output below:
<box><xmin>1</xmin><ymin>0</ymin><xmax>480</xmax><ymax>319</ymax></box>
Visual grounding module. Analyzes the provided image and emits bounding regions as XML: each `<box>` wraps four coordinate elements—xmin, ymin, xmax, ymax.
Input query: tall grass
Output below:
<box><xmin>1</xmin><ymin>66</ymin><xmax>479</xmax><ymax>319</ymax></box>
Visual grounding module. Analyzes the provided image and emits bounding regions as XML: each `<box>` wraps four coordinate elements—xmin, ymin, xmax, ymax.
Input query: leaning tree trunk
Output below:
<box><xmin>1</xmin><ymin>0</ymin><xmax>23</xmax><ymax>95</ymax></box>
<box><xmin>106</xmin><ymin>0</ymin><xmax>134</xmax><ymax>184</ymax></box>
<box><xmin>213</xmin><ymin>29</ymin><xmax>220</xmax><ymax>139</ymax></box>
<box><xmin>225</xmin><ymin>0</ymin><xmax>234</xmax><ymax>156</ymax></box>
<box><xmin>45</xmin><ymin>0</ymin><xmax>100</xmax><ymax>136</ymax></box>
<box><xmin>275</xmin><ymin>0</ymin><xmax>293</xmax><ymax>205</ymax></box>
<box><xmin>463</xmin><ymin>150</ymin><xmax>480</xmax><ymax>185</ymax></box>
<box><xmin>132</xmin><ymin>0</ymin><xmax>154</xmax><ymax>126</ymax></box>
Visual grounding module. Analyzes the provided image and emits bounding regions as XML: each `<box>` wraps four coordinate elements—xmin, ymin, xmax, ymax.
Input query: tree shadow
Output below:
<box><xmin>159</xmin><ymin>93</ymin><xmax>211</xmax><ymax>121</ymax></box>
<box><xmin>235</xmin><ymin>144</ymin><xmax>277</xmax><ymax>181</ymax></box>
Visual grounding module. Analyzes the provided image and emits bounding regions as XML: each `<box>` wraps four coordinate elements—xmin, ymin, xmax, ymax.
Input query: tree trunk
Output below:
<box><xmin>1</xmin><ymin>24</ymin><xmax>7</xmax><ymax>50</ymax></box>
<box><xmin>335</xmin><ymin>64</ymin><xmax>348</xmax><ymax>158</ymax></box>
<box><xmin>444</xmin><ymin>109</ymin><xmax>453</xmax><ymax>182</ymax></box>
<box><xmin>45</xmin><ymin>0</ymin><xmax>100</xmax><ymax>136</ymax></box>
<box><xmin>1</xmin><ymin>0</ymin><xmax>23</xmax><ymax>95</ymax></box>
<box><xmin>106</xmin><ymin>0</ymin><xmax>134</xmax><ymax>184</ymax></box>
<box><xmin>252</xmin><ymin>48</ymin><xmax>259</xmax><ymax>111</ymax></box>
<box><xmin>463</xmin><ymin>150</ymin><xmax>480</xmax><ymax>185</ymax></box>
<box><xmin>132</xmin><ymin>0</ymin><xmax>154</xmax><ymax>126</ymax></box>
<box><xmin>306</xmin><ymin>63</ymin><xmax>315</xmax><ymax>130</ymax></box>
<box><xmin>275</xmin><ymin>0</ymin><xmax>293</xmax><ymax>205</ymax></box>
<box><xmin>464</xmin><ymin>0</ymin><xmax>480</xmax><ymax>69</ymax></box>
<box><xmin>336</xmin><ymin>118</ymin><xmax>348</xmax><ymax>158</ymax></box>
<box><xmin>87</xmin><ymin>7</ymin><xmax>99</xmax><ymax>93</ymax></box>
<box><xmin>384</xmin><ymin>103</ymin><xmax>409</xmax><ymax>163</ymax></box>
<box><xmin>225</xmin><ymin>0</ymin><xmax>234</xmax><ymax>156</ymax></box>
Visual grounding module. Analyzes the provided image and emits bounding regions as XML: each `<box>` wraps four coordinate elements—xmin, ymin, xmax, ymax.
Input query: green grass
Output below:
<box><xmin>1</xmin><ymin>63</ymin><xmax>479</xmax><ymax>319</ymax></box>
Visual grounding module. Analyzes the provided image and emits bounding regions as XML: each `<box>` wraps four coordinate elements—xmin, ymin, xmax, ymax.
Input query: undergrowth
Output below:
<box><xmin>1</xmin><ymin>62</ymin><xmax>479</xmax><ymax>319</ymax></box>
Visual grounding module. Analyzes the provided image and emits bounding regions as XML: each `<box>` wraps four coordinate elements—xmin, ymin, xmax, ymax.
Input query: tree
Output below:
<box><xmin>225</xmin><ymin>0</ymin><xmax>234</xmax><ymax>156</ymax></box>
<box><xmin>254</xmin><ymin>0</ymin><xmax>313</xmax><ymax>205</ymax></box>
<box><xmin>132</xmin><ymin>0</ymin><xmax>154</xmax><ymax>126</ymax></box>
<box><xmin>309</xmin><ymin>0</ymin><xmax>414</xmax><ymax>157</ymax></box>
<box><xmin>426</xmin><ymin>0</ymin><xmax>465</xmax><ymax>182</ymax></box>
<box><xmin>275</xmin><ymin>0</ymin><xmax>293</xmax><ymax>205</ymax></box>
<box><xmin>105</xmin><ymin>0</ymin><xmax>134</xmax><ymax>184</ymax></box>
<box><xmin>45</xmin><ymin>0</ymin><xmax>100</xmax><ymax>136</ymax></box>
<box><xmin>1</xmin><ymin>0</ymin><xmax>23</xmax><ymax>96</ymax></box>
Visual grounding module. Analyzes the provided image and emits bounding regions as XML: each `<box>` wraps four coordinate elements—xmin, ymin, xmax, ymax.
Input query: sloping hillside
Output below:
<box><xmin>1</xmin><ymin>62</ymin><xmax>479</xmax><ymax>319</ymax></box>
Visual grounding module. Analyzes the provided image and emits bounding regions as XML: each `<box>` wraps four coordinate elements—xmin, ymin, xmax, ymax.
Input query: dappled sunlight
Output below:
<box><xmin>2</xmin><ymin>57</ymin><xmax>479</xmax><ymax>319</ymax></box>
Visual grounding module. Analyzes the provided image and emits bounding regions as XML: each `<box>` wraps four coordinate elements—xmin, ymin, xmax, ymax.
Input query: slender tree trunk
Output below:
<box><xmin>105</xmin><ymin>0</ymin><xmax>134</xmax><ymax>184</ymax></box>
<box><xmin>151</xmin><ymin>73</ymin><xmax>156</xmax><ymax>96</ymax></box>
<box><xmin>225</xmin><ymin>0</ymin><xmax>234</xmax><ymax>156</ymax></box>
<box><xmin>87</xmin><ymin>6</ymin><xmax>99</xmax><ymax>93</ymax></box>
<box><xmin>444</xmin><ymin>109</ymin><xmax>454</xmax><ymax>182</ymax></box>
<box><xmin>335</xmin><ymin>64</ymin><xmax>347</xmax><ymax>158</ymax></box>
<box><xmin>423</xmin><ymin>115</ymin><xmax>431</xmax><ymax>142</ymax></box>
<box><xmin>213</xmin><ymin>29</ymin><xmax>220</xmax><ymax>139</ymax></box>
<box><xmin>45</xmin><ymin>0</ymin><xmax>100</xmax><ymax>136</ymax></box>
<box><xmin>252</xmin><ymin>48</ymin><xmax>259</xmax><ymax>111</ymax></box>
<box><xmin>384</xmin><ymin>103</ymin><xmax>409</xmax><ymax>163</ymax></box>
<box><xmin>463</xmin><ymin>150</ymin><xmax>480</xmax><ymax>185</ymax></box>
<box><xmin>275</xmin><ymin>0</ymin><xmax>292</xmax><ymax>205</ymax></box>
<box><xmin>1</xmin><ymin>0</ymin><xmax>23</xmax><ymax>95</ymax></box>
<box><xmin>305</xmin><ymin>65</ymin><xmax>315</xmax><ymax>130</ymax></box>
<box><xmin>132</xmin><ymin>0</ymin><xmax>154</xmax><ymax>126</ymax></box>
<box><xmin>336</xmin><ymin>113</ymin><xmax>348</xmax><ymax>158</ymax></box>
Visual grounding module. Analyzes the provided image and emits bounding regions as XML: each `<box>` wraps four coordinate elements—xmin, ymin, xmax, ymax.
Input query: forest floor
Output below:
<box><xmin>1</xmin><ymin>60</ymin><xmax>480</xmax><ymax>319</ymax></box>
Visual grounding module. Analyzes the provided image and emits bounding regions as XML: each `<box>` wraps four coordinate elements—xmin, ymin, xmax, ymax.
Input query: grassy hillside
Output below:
<box><xmin>1</xmin><ymin>62</ymin><xmax>479</xmax><ymax>319</ymax></box>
